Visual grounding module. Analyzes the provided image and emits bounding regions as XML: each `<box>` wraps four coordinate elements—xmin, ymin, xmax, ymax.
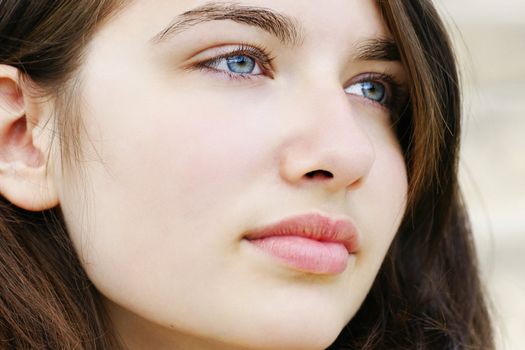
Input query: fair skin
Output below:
<box><xmin>0</xmin><ymin>0</ymin><xmax>408</xmax><ymax>349</ymax></box>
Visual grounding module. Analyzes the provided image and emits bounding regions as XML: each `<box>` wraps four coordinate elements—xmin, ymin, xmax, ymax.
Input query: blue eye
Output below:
<box><xmin>194</xmin><ymin>44</ymin><xmax>275</xmax><ymax>80</ymax></box>
<box><xmin>226</xmin><ymin>55</ymin><xmax>257</xmax><ymax>74</ymax></box>
<box><xmin>206</xmin><ymin>54</ymin><xmax>263</xmax><ymax>75</ymax></box>
<box><xmin>345</xmin><ymin>81</ymin><xmax>387</xmax><ymax>104</ymax></box>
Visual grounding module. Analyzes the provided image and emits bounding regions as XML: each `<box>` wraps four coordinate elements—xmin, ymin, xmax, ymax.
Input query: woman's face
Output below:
<box><xmin>52</xmin><ymin>0</ymin><xmax>408</xmax><ymax>348</ymax></box>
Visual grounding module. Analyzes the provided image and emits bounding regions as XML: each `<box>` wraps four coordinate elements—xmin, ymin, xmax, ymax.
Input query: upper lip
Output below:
<box><xmin>243</xmin><ymin>213</ymin><xmax>359</xmax><ymax>253</ymax></box>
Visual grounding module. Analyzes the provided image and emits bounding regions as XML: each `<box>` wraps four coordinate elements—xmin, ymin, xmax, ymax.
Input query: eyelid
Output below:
<box><xmin>189</xmin><ymin>43</ymin><xmax>276</xmax><ymax>79</ymax></box>
<box><xmin>345</xmin><ymin>72</ymin><xmax>399</xmax><ymax>95</ymax></box>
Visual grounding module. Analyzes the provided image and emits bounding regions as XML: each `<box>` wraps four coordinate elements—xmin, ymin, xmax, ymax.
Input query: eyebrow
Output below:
<box><xmin>354</xmin><ymin>38</ymin><xmax>400</xmax><ymax>62</ymax></box>
<box><xmin>150</xmin><ymin>2</ymin><xmax>303</xmax><ymax>46</ymax></box>
<box><xmin>150</xmin><ymin>2</ymin><xmax>401</xmax><ymax>63</ymax></box>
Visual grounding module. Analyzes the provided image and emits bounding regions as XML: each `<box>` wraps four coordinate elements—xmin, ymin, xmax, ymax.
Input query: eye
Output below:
<box><xmin>210</xmin><ymin>55</ymin><xmax>263</xmax><ymax>75</ymax></box>
<box><xmin>344</xmin><ymin>81</ymin><xmax>387</xmax><ymax>104</ymax></box>
<box><xmin>193</xmin><ymin>44</ymin><xmax>274</xmax><ymax>80</ymax></box>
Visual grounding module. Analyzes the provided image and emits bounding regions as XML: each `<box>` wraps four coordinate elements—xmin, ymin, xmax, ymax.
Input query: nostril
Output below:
<box><xmin>304</xmin><ymin>169</ymin><xmax>334</xmax><ymax>180</ymax></box>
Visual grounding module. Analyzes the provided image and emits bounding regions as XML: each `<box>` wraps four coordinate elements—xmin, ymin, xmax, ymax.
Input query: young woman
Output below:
<box><xmin>0</xmin><ymin>0</ymin><xmax>493</xmax><ymax>349</ymax></box>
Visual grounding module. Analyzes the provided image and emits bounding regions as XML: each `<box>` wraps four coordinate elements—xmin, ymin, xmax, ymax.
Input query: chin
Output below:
<box><xmin>224</xmin><ymin>310</ymin><xmax>347</xmax><ymax>350</ymax></box>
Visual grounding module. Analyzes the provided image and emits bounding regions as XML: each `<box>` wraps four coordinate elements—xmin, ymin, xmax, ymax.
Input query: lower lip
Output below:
<box><xmin>245</xmin><ymin>235</ymin><xmax>349</xmax><ymax>274</ymax></box>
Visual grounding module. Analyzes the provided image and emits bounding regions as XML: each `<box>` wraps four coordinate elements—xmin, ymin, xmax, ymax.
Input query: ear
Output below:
<box><xmin>0</xmin><ymin>65</ymin><xmax>59</xmax><ymax>211</ymax></box>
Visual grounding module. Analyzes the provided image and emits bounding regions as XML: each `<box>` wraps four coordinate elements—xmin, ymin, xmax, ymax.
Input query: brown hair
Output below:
<box><xmin>0</xmin><ymin>0</ymin><xmax>493</xmax><ymax>349</ymax></box>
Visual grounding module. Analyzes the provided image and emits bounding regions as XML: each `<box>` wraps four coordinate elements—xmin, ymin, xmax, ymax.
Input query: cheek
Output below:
<box><xmin>355</xmin><ymin>136</ymin><xmax>407</xmax><ymax>267</ymax></box>
<box><xmin>59</xmin><ymin>77</ymin><xmax>287</xmax><ymax>288</ymax></box>
<box><xmin>338</xmin><ymin>146</ymin><xmax>406</xmax><ymax>309</ymax></box>
<box><xmin>359</xmin><ymin>108</ymin><xmax>409</xmax><ymax>225</ymax></box>
<box><xmin>110</xmin><ymin>101</ymin><xmax>274</xmax><ymax>217</ymax></box>
<box><xmin>370</xmin><ymin>148</ymin><xmax>407</xmax><ymax>240</ymax></box>
<box><xmin>78</xmin><ymin>70</ymin><xmax>276</xmax><ymax>215</ymax></box>
<box><xmin>57</xmin><ymin>88</ymin><xmax>277</xmax><ymax>320</ymax></box>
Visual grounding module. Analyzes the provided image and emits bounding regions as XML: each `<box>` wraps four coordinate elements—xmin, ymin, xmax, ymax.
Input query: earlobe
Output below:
<box><xmin>0</xmin><ymin>65</ymin><xmax>59</xmax><ymax>211</ymax></box>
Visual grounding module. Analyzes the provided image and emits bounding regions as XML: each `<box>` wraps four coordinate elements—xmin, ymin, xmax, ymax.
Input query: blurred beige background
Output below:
<box><xmin>436</xmin><ymin>1</ymin><xmax>525</xmax><ymax>349</ymax></box>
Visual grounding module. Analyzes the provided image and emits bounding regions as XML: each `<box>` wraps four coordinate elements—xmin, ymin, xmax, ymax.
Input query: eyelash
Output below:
<box><xmin>193</xmin><ymin>43</ymin><xmax>276</xmax><ymax>80</ymax></box>
<box><xmin>192</xmin><ymin>44</ymin><xmax>407</xmax><ymax>112</ymax></box>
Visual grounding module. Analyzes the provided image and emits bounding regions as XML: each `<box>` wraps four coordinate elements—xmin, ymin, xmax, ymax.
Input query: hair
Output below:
<box><xmin>0</xmin><ymin>0</ymin><xmax>493</xmax><ymax>349</ymax></box>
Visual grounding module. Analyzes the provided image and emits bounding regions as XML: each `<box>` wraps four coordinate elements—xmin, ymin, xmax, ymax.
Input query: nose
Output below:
<box><xmin>278</xmin><ymin>87</ymin><xmax>375</xmax><ymax>193</ymax></box>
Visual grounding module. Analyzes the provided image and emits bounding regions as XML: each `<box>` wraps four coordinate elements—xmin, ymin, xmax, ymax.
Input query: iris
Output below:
<box><xmin>226</xmin><ymin>55</ymin><xmax>256</xmax><ymax>74</ymax></box>
<box><xmin>358</xmin><ymin>81</ymin><xmax>386</xmax><ymax>103</ymax></box>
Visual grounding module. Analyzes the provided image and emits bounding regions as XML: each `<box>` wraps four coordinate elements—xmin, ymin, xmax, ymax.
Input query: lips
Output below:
<box><xmin>243</xmin><ymin>213</ymin><xmax>359</xmax><ymax>274</ymax></box>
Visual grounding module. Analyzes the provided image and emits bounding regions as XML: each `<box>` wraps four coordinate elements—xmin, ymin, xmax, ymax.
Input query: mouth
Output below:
<box><xmin>242</xmin><ymin>213</ymin><xmax>359</xmax><ymax>275</ymax></box>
